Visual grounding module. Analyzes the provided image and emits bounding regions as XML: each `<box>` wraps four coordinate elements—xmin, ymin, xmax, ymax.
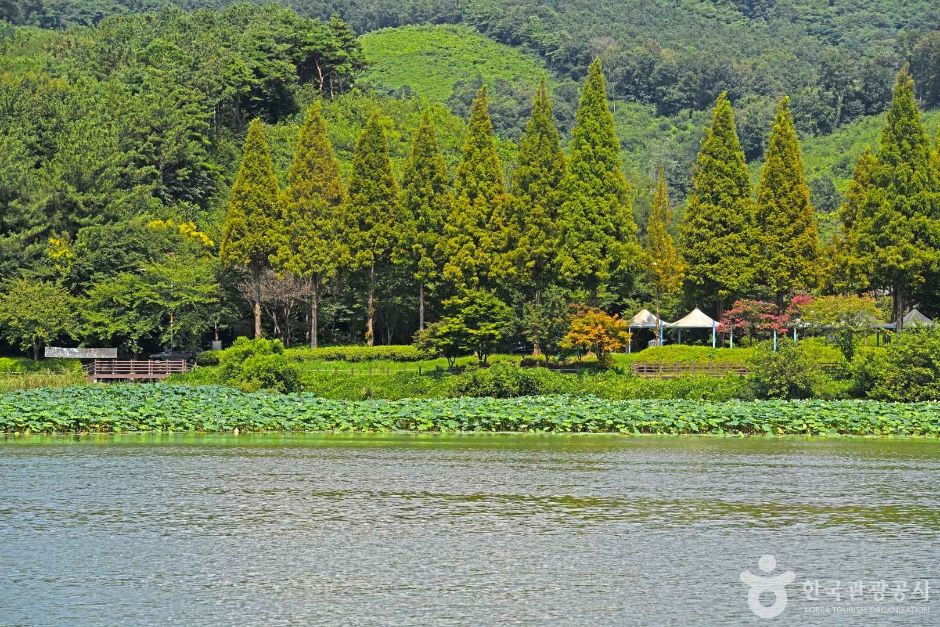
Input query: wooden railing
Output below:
<box><xmin>84</xmin><ymin>360</ymin><xmax>190</xmax><ymax>381</ymax></box>
<box><xmin>631</xmin><ymin>362</ymin><xmax>749</xmax><ymax>377</ymax></box>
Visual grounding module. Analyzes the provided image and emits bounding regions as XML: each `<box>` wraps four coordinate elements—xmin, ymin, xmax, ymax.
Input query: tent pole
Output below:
<box><xmin>711</xmin><ymin>323</ymin><xmax>716</xmax><ymax>348</ymax></box>
<box><xmin>730</xmin><ymin>329</ymin><xmax>733</xmax><ymax>349</ymax></box>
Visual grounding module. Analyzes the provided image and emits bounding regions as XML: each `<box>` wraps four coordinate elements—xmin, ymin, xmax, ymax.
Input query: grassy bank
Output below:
<box><xmin>0</xmin><ymin>357</ymin><xmax>85</xmax><ymax>392</ymax></box>
<box><xmin>2</xmin><ymin>385</ymin><xmax>938</xmax><ymax>436</ymax></box>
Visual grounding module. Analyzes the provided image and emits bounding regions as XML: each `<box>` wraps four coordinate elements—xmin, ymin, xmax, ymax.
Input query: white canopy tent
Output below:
<box><xmin>628</xmin><ymin>309</ymin><xmax>670</xmax><ymax>351</ymax></box>
<box><xmin>670</xmin><ymin>307</ymin><xmax>718</xmax><ymax>348</ymax></box>
<box><xmin>903</xmin><ymin>308</ymin><xmax>935</xmax><ymax>328</ymax></box>
<box><xmin>629</xmin><ymin>309</ymin><xmax>662</xmax><ymax>329</ymax></box>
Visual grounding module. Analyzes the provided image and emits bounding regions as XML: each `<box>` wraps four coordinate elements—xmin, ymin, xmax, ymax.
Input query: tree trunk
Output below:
<box><xmin>654</xmin><ymin>292</ymin><xmax>661</xmax><ymax>348</ymax></box>
<box><xmin>365</xmin><ymin>264</ymin><xmax>375</xmax><ymax>347</ymax></box>
<box><xmin>894</xmin><ymin>284</ymin><xmax>905</xmax><ymax>332</ymax></box>
<box><xmin>33</xmin><ymin>341</ymin><xmax>40</xmax><ymax>361</ymax></box>
<box><xmin>590</xmin><ymin>284</ymin><xmax>599</xmax><ymax>308</ymax></box>
<box><xmin>418</xmin><ymin>283</ymin><xmax>425</xmax><ymax>332</ymax></box>
<box><xmin>532</xmin><ymin>289</ymin><xmax>542</xmax><ymax>357</ymax></box>
<box><xmin>310</xmin><ymin>282</ymin><xmax>319</xmax><ymax>349</ymax></box>
<box><xmin>716</xmin><ymin>298</ymin><xmax>725</xmax><ymax>346</ymax></box>
<box><xmin>252</xmin><ymin>267</ymin><xmax>263</xmax><ymax>338</ymax></box>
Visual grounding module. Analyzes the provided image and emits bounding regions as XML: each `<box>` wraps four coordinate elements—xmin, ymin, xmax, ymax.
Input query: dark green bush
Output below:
<box><xmin>285</xmin><ymin>344</ymin><xmax>428</xmax><ymax>362</ymax></box>
<box><xmin>238</xmin><ymin>354</ymin><xmax>302</xmax><ymax>394</ymax></box>
<box><xmin>747</xmin><ymin>343</ymin><xmax>817</xmax><ymax>399</ymax></box>
<box><xmin>219</xmin><ymin>337</ymin><xmax>284</xmax><ymax>379</ymax></box>
<box><xmin>854</xmin><ymin>327</ymin><xmax>940</xmax><ymax>401</ymax></box>
<box><xmin>583</xmin><ymin>372</ymin><xmax>752</xmax><ymax>401</ymax></box>
<box><xmin>195</xmin><ymin>351</ymin><xmax>220</xmax><ymax>366</ymax></box>
<box><xmin>445</xmin><ymin>362</ymin><xmax>571</xmax><ymax>398</ymax></box>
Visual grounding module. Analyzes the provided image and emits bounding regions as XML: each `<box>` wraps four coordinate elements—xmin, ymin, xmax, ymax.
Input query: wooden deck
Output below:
<box><xmin>631</xmin><ymin>362</ymin><xmax>749</xmax><ymax>377</ymax></box>
<box><xmin>84</xmin><ymin>360</ymin><xmax>190</xmax><ymax>382</ymax></box>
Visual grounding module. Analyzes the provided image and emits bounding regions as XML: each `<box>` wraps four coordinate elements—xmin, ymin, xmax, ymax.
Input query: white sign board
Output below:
<box><xmin>44</xmin><ymin>347</ymin><xmax>118</xmax><ymax>359</ymax></box>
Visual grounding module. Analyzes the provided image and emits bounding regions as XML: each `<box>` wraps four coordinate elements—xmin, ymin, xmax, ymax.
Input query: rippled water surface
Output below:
<box><xmin>2</xmin><ymin>434</ymin><xmax>939</xmax><ymax>625</ymax></box>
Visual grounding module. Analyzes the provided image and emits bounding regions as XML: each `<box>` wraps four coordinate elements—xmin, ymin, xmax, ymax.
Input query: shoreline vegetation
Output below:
<box><xmin>2</xmin><ymin>385</ymin><xmax>938</xmax><ymax>437</ymax></box>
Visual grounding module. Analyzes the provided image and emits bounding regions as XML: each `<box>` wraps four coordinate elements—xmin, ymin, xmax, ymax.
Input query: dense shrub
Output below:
<box><xmin>238</xmin><ymin>354</ymin><xmax>302</xmax><ymax>393</ymax></box>
<box><xmin>285</xmin><ymin>345</ymin><xmax>428</xmax><ymax>362</ymax></box>
<box><xmin>583</xmin><ymin>372</ymin><xmax>752</xmax><ymax>401</ymax></box>
<box><xmin>181</xmin><ymin>337</ymin><xmax>299</xmax><ymax>393</ymax></box>
<box><xmin>747</xmin><ymin>343</ymin><xmax>817</xmax><ymax>399</ymax></box>
<box><xmin>854</xmin><ymin>328</ymin><xmax>940</xmax><ymax>401</ymax></box>
<box><xmin>219</xmin><ymin>337</ymin><xmax>284</xmax><ymax>380</ymax></box>
<box><xmin>195</xmin><ymin>351</ymin><xmax>221</xmax><ymax>366</ymax></box>
<box><xmin>446</xmin><ymin>363</ymin><xmax>571</xmax><ymax>398</ymax></box>
<box><xmin>0</xmin><ymin>357</ymin><xmax>24</xmax><ymax>373</ymax></box>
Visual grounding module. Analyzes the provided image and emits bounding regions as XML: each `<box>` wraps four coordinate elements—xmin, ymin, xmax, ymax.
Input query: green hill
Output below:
<box><xmin>802</xmin><ymin>109</ymin><xmax>940</xmax><ymax>192</ymax></box>
<box><xmin>359</xmin><ymin>25</ymin><xmax>549</xmax><ymax>103</ymax></box>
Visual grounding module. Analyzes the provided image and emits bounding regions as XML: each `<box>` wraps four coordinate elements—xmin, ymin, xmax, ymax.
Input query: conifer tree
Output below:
<box><xmin>754</xmin><ymin>96</ymin><xmax>819</xmax><ymax>306</ymax></box>
<box><xmin>400</xmin><ymin>112</ymin><xmax>450</xmax><ymax>331</ymax></box>
<box><xmin>933</xmin><ymin>131</ymin><xmax>940</xmax><ymax>176</ymax></box>
<box><xmin>679</xmin><ymin>92</ymin><xmax>755</xmax><ymax>318</ymax></box>
<box><xmin>825</xmin><ymin>148</ymin><xmax>877</xmax><ymax>294</ymax></box>
<box><xmin>643</xmin><ymin>165</ymin><xmax>684</xmax><ymax>340</ymax></box>
<box><xmin>442</xmin><ymin>86</ymin><xmax>510</xmax><ymax>289</ymax></box>
<box><xmin>220</xmin><ymin>118</ymin><xmax>281</xmax><ymax>338</ymax></box>
<box><xmin>274</xmin><ymin>101</ymin><xmax>346</xmax><ymax>348</ymax></box>
<box><xmin>507</xmin><ymin>78</ymin><xmax>567</xmax><ymax>299</ymax></box>
<box><xmin>557</xmin><ymin>59</ymin><xmax>636</xmax><ymax>305</ymax></box>
<box><xmin>454</xmin><ymin>85</ymin><xmax>504</xmax><ymax>204</ymax></box>
<box><xmin>347</xmin><ymin>111</ymin><xmax>401</xmax><ymax>346</ymax></box>
<box><xmin>855</xmin><ymin>67</ymin><xmax>940</xmax><ymax>328</ymax></box>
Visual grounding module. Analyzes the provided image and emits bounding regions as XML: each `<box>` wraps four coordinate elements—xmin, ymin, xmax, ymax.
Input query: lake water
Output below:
<box><xmin>1</xmin><ymin>434</ymin><xmax>939</xmax><ymax>625</ymax></box>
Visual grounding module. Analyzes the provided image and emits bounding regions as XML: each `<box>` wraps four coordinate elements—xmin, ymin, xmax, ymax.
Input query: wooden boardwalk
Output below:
<box><xmin>631</xmin><ymin>362</ymin><xmax>749</xmax><ymax>377</ymax></box>
<box><xmin>84</xmin><ymin>360</ymin><xmax>190</xmax><ymax>382</ymax></box>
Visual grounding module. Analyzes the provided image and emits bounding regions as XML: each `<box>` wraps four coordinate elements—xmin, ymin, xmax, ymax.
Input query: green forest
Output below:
<box><xmin>0</xmin><ymin>1</ymin><xmax>938</xmax><ymax>364</ymax></box>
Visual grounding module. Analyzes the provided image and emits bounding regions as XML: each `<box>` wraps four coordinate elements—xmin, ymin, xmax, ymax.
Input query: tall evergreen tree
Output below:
<box><xmin>274</xmin><ymin>101</ymin><xmax>346</xmax><ymax>348</ymax></box>
<box><xmin>442</xmin><ymin>86</ymin><xmax>510</xmax><ymax>289</ymax></box>
<box><xmin>643</xmin><ymin>165</ymin><xmax>684</xmax><ymax>340</ymax></box>
<box><xmin>855</xmin><ymin>67</ymin><xmax>940</xmax><ymax>328</ymax></box>
<box><xmin>680</xmin><ymin>92</ymin><xmax>755</xmax><ymax>318</ymax></box>
<box><xmin>557</xmin><ymin>59</ymin><xmax>636</xmax><ymax>305</ymax></box>
<box><xmin>754</xmin><ymin>96</ymin><xmax>819</xmax><ymax>305</ymax></box>
<box><xmin>220</xmin><ymin>118</ymin><xmax>280</xmax><ymax>338</ymax></box>
<box><xmin>826</xmin><ymin>148</ymin><xmax>877</xmax><ymax>294</ymax></box>
<box><xmin>507</xmin><ymin>78</ymin><xmax>567</xmax><ymax>299</ymax></box>
<box><xmin>454</xmin><ymin>85</ymin><xmax>504</xmax><ymax>204</ymax></box>
<box><xmin>347</xmin><ymin>111</ymin><xmax>401</xmax><ymax>346</ymax></box>
<box><xmin>399</xmin><ymin>112</ymin><xmax>450</xmax><ymax>331</ymax></box>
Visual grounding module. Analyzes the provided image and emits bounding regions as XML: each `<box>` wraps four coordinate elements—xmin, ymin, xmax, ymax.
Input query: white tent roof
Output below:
<box><xmin>670</xmin><ymin>307</ymin><xmax>717</xmax><ymax>329</ymax></box>
<box><xmin>903</xmin><ymin>308</ymin><xmax>935</xmax><ymax>327</ymax></box>
<box><xmin>629</xmin><ymin>309</ymin><xmax>667</xmax><ymax>328</ymax></box>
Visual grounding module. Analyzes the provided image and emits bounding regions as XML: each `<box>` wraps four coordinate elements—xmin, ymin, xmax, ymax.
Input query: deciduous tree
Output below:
<box><xmin>643</xmin><ymin>165</ymin><xmax>684</xmax><ymax>340</ymax></box>
<box><xmin>0</xmin><ymin>278</ymin><xmax>74</xmax><ymax>359</ymax></box>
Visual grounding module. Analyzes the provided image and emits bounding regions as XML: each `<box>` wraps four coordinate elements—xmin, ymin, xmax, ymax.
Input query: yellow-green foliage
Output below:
<box><xmin>802</xmin><ymin>110</ymin><xmax>940</xmax><ymax>193</ymax></box>
<box><xmin>360</xmin><ymin>25</ymin><xmax>549</xmax><ymax>102</ymax></box>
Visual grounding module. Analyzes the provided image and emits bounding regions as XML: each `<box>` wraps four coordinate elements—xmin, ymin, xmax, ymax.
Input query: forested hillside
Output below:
<box><xmin>0</xmin><ymin>1</ymin><xmax>938</xmax><ymax>356</ymax></box>
<box><xmin>6</xmin><ymin>0</ymin><xmax>939</xmax><ymax>132</ymax></box>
